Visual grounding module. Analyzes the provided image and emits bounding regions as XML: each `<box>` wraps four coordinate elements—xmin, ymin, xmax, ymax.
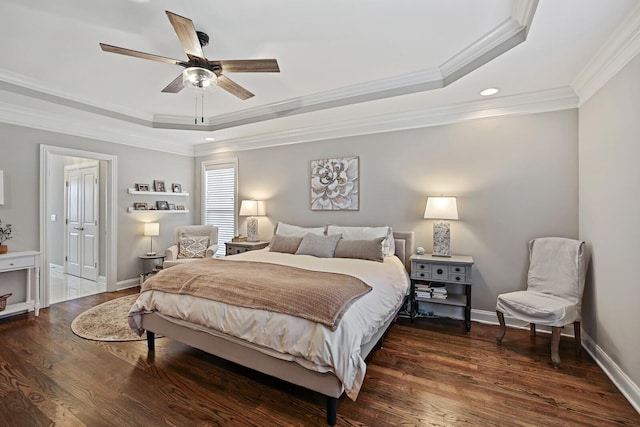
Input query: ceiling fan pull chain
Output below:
<box><xmin>201</xmin><ymin>91</ymin><xmax>204</xmax><ymax>124</ymax></box>
<box><xmin>194</xmin><ymin>95</ymin><xmax>198</xmax><ymax>125</ymax></box>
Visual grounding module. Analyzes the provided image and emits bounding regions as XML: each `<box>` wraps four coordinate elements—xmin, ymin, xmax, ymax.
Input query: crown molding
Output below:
<box><xmin>194</xmin><ymin>87</ymin><xmax>578</xmax><ymax>156</ymax></box>
<box><xmin>0</xmin><ymin>100</ymin><xmax>193</xmax><ymax>156</ymax></box>
<box><xmin>572</xmin><ymin>2</ymin><xmax>640</xmax><ymax>106</ymax></box>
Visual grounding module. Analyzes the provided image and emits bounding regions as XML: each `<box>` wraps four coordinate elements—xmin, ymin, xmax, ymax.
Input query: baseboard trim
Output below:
<box><xmin>471</xmin><ymin>308</ymin><xmax>575</xmax><ymax>336</ymax></box>
<box><xmin>581</xmin><ymin>331</ymin><xmax>640</xmax><ymax>414</ymax></box>
<box><xmin>116</xmin><ymin>278</ymin><xmax>140</xmax><ymax>291</ymax></box>
<box><xmin>471</xmin><ymin>308</ymin><xmax>639</xmax><ymax>414</ymax></box>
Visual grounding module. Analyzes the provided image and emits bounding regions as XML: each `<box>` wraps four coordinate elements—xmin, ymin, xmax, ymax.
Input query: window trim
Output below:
<box><xmin>201</xmin><ymin>158</ymin><xmax>238</xmax><ymax>255</ymax></box>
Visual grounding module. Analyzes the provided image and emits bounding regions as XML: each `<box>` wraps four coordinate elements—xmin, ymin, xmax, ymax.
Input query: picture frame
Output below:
<box><xmin>176</xmin><ymin>205</ymin><xmax>186</xmax><ymax>211</ymax></box>
<box><xmin>135</xmin><ymin>183</ymin><xmax>150</xmax><ymax>192</ymax></box>
<box><xmin>168</xmin><ymin>203</ymin><xmax>176</xmax><ymax>210</ymax></box>
<box><xmin>154</xmin><ymin>180</ymin><xmax>166</xmax><ymax>192</ymax></box>
<box><xmin>172</xmin><ymin>183</ymin><xmax>182</xmax><ymax>193</ymax></box>
<box><xmin>133</xmin><ymin>202</ymin><xmax>148</xmax><ymax>210</ymax></box>
<box><xmin>156</xmin><ymin>200</ymin><xmax>169</xmax><ymax>210</ymax></box>
<box><xmin>310</xmin><ymin>156</ymin><xmax>359</xmax><ymax>211</ymax></box>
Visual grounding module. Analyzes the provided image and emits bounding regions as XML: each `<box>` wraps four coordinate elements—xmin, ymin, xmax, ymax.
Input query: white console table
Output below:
<box><xmin>0</xmin><ymin>250</ymin><xmax>41</xmax><ymax>317</ymax></box>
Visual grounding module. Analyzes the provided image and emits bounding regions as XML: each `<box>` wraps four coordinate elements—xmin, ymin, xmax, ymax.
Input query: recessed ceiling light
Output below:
<box><xmin>204</xmin><ymin>137</ymin><xmax>215</xmax><ymax>142</ymax></box>
<box><xmin>480</xmin><ymin>87</ymin><xmax>500</xmax><ymax>96</ymax></box>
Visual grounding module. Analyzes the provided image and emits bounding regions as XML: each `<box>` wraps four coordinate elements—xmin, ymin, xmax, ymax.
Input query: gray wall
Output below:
<box><xmin>579</xmin><ymin>53</ymin><xmax>640</xmax><ymax>389</ymax></box>
<box><xmin>197</xmin><ymin>109</ymin><xmax>579</xmax><ymax>313</ymax></box>
<box><xmin>0</xmin><ymin>123</ymin><xmax>195</xmax><ymax>286</ymax></box>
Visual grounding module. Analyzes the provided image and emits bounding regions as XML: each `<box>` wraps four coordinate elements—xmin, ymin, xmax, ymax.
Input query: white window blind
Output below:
<box><xmin>202</xmin><ymin>160</ymin><xmax>237</xmax><ymax>257</ymax></box>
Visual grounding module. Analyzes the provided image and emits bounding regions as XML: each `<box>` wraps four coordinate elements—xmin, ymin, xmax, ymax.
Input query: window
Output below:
<box><xmin>202</xmin><ymin>159</ymin><xmax>238</xmax><ymax>257</ymax></box>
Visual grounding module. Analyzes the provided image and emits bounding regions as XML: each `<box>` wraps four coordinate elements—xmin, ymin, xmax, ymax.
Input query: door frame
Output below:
<box><xmin>40</xmin><ymin>145</ymin><xmax>118</xmax><ymax>307</ymax></box>
<box><xmin>63</xmin><ymin>161</ymin><xmax>99</xmax><ymax>280</ymax></box>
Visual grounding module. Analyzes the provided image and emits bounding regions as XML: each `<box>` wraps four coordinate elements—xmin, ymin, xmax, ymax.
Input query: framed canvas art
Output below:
<box><xmin>310</xmin><ymin>156</ymin><xmax>359</xmax><ymax>211</ymax></box>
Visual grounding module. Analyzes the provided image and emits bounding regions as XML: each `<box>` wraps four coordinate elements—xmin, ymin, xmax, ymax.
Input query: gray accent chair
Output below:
<box><xmin>163</xmin><ymin>225</ymin><xmax>219</xmax><ymax>268</ymax></box>
<box><xmin>496</xmin><ymin>237</ymin><xmax>589</xmax><ymax>368</ymax></box>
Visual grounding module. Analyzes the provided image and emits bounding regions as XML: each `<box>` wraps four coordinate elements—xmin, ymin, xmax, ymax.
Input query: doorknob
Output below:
<box><xmin>74</xmin><ymin>227</ymin><xmax>85</xmax><ymax>231</ymax></box>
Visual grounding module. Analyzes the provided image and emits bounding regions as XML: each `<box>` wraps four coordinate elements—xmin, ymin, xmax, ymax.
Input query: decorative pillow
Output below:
<box><xmin>326</xmin><ymin>225</ymin><xmax>395</xmax><ymax>256</ymax></box>
<box><xmin>269</xmin><ymin>234</ymin><xmax>303</xmax><ymax>254</ymax></box>
<box><xmin>334</xmin><ymin>237</ymin><xmax>385</xmax><ymax>262</ymax></box>
<box><xmin>274</xmin><ymin>222</ymin><xmax>325</xmax><ymax>237</ymax></box>
<box><xmin>295</xmin><ymin>233</ymin><xmax>342</xmax><ymax>258</ymax></box>
<box><xmin>177</xmin><ymin>236</ymin><xmax>209</xmax><ymax>259</ymax></box>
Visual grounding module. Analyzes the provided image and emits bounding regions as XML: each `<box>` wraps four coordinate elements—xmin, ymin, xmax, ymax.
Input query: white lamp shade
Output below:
<box><xmin>239</xmin><ymin>200</ymin><xmax>266</xmax><ymax>216</ymax></box>
<box><xmin>424</xmin><ymin>196</ymin><xmax>459</xmax><ymax>220</ymax></box>
<box><xmin>143</xmin><ymin>222</ymin><xmax>160</xmax><ymax>236</ymax></box>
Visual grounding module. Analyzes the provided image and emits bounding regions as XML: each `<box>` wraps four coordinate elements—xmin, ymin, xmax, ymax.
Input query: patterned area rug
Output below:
<box><xmin>71</xmin><ymin>294</ymin><xmax>145</xmax><ymax>341</ymax></box>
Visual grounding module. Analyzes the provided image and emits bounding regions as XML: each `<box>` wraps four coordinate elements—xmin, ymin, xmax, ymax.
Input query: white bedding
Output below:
<box><xmin>128</xmin><ymin>249</ymin><xmax>410</xmax><ymax>400</ymax></box>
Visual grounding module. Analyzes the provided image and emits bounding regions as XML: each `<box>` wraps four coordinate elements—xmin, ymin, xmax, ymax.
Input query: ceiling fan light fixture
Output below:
<box><xmin>183</xmin><ymin>67</ymin><xmax>216</xmax><ymax>89</ymax></box>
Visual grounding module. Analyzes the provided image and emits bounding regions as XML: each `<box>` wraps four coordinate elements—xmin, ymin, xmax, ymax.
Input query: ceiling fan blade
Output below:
<box><xmin>99</xmin><ymin>43</ymin><xmax>182</xmax><ymax>65</ymax></box>
<box><xmin>161</xmin><ymin>74</ymin><xmax>185</xmax><ymax>93</ymax></box>
<box><xmin>166</xmin><ymin>11</ymin><xmax>205</xmax><ymax>61</ymax></box>
<box><xmin>209</xmin><ymin>59</ymin><xmax>280</xmax><ymax>73</ymax></box>
<box><xmin>216</xmin><ymin>74</ymin><xmax>254</xmax><ymax>100</ymax></box>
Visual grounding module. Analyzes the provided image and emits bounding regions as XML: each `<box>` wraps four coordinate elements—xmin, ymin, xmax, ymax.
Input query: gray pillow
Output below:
<box><xmin>334</xmin><ymin>237</ymin><xmax>385</xmax><ymax>262</ymax></box>
<box><xmin>295</xmin><ymin>233</ymin><xmax>342</xmax><ymax>258</ymax></box>
<box><xmin>269</xmin><ymin>234</ymin><xmax>303</xmax><ymax>254</ymax></box>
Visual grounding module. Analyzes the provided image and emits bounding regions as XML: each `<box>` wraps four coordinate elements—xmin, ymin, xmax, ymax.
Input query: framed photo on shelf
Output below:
<box><xmin>154</xmin><ymin>180</ymin><xmax>166</xmax><ymax>192</ymax></box>
<box><xmin>135</xmin><ymin>183</ymin><xmax>150</xmax><ymax>192</ymax></box>
<box><xmin>168</xmin><ymin>203</ymin><xmax>176</xmax><ymax>210</ymax></box>
<box><xmin>172</xmin><ymin>183</ymin><xmax>182</xmax><ymax>193</ymax></box>
<box><xmin>176</xmin><ymin>205</ymin><xmax>185</xmax><ymax>211</ymax></box>
<box><xmin>133</xmin><ymin>202</ymin><xmax>148</xmax><ymax>210</ymax></box>
<box><xmin>156</xmin><ymin>201</ymin><xmax>169</xmax><ymax>210</ymax></box>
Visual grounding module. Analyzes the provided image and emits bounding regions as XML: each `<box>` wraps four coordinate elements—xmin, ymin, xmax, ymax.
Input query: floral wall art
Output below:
<box><xmin>310</xmin><ymin>156</ymin><xmax>359</xmax><ymax>210</ymax></box>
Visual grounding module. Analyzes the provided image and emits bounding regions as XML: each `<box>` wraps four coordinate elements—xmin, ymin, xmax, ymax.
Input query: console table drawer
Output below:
<box><xmin>0</xmin><ymin>256</ymin><xmax>34</xmax><ymax>271</ymax></box>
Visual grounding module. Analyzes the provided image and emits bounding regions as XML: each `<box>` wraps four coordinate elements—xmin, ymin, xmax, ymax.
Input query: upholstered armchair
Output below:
<box><xmin>496</xmin><ymin>237</ymin><xmax>589</xmax><ymax>368</ymax></box>
<box><xmin>163</xmin><ymin>225</ymin><xmax>219</xmax><ymax>268</ymax></box>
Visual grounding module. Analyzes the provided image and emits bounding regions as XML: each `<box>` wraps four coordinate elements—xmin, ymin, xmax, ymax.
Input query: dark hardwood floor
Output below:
<box><xmin>0</xmin><ymin>288</ymin><xmax>638</xmax><ymax>426</ymax></box>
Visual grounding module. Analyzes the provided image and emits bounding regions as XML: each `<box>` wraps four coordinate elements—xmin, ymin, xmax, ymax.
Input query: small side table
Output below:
<box><xmin>139</xmin><ymin>254</ymin><xmax>165</xmax><ymax>284</ymax></box>
<box><xmin>225</xmin><ymin>241</ymin><xmax>269</xmax><ymax>256</ymax></box>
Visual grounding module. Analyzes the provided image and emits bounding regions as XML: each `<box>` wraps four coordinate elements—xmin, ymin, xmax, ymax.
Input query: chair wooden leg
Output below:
<box><xmin>551</xmin><ymin>327</ymin><xmax>562</xmax><ymax>368</ymax></box>
<box><xmin>530</xmin><ymin>324</ymin><xmax>536</xmax><ymax>336</ymax></box>
<box><xmin>574</xmin><ymin>321</ymin><xmax>582</xmax><ymax>354</ymax></box>
<box><xmin>496</xmin><ymin>311</ymin><xmax>506</xmax><ymax>345</ymax></box>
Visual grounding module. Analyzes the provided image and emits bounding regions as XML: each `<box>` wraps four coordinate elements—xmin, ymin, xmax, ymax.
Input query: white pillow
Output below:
<box><xmin>274</xmin><ymin>222</ymin><xmax>325</xmax><ymax>237</ymax></box>
<box><xmin>326</xmin><ymin>225</ymin><xmax>395</xmax><ymax>256</ymax></box>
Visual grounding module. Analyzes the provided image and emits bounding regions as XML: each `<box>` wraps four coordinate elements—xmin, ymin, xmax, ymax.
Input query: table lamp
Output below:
<box><xmin>144</xmin><ymin>222</ymin><xmax>160</xmax><ymax>256</ymax></box>
<box><xmin>239</xmin><ymin>200</ymin><xmax>265</xmax><ymax>242</ymax></box>
<box><xmin>424</xmin><ymin>196</ymin><xmax>458</xmax><ymax>257</ymax></box>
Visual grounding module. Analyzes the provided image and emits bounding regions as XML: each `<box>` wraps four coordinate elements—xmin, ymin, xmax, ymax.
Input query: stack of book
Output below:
<box><xmin>431</xmin><ymin>282</ymin><xmax>448</xmax><ymax>300</ymax></box>
<box><xmin>415</xmin><ymin>283</ymin><xmax>432</xmax><ymax>299</ymax></box>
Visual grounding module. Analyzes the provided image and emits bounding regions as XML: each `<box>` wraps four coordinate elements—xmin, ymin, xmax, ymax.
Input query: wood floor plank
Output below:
<box><xmin>0</xmin><ymin>289</ymin><xmax>638</xmax><ymax>426</ymax></box>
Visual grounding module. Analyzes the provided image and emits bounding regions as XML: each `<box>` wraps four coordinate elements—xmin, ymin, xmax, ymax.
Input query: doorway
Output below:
<box><xmin>40</xmin><ymin>145</ymin><xmax>117</xmax><ymax>307</ymax></box>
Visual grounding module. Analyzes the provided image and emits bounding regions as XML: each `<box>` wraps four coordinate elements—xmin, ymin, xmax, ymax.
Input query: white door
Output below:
<box><xmin>65</xmin><ymin>163</ymin><xmax>99</xmax><ymax>281</ymax></box>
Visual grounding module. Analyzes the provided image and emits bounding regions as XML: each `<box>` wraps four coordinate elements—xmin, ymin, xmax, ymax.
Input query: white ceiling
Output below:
<box><xmin>1</xmin><ymin>0</ymin><xmax>639</xmax><ymax>156</ymax></box>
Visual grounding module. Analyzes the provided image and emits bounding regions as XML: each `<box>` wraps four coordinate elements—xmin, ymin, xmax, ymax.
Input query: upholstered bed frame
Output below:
<box><xmin>142</xmin><ymin>231</ymin><xmax>414</xmax><ymax>426</ymax></box>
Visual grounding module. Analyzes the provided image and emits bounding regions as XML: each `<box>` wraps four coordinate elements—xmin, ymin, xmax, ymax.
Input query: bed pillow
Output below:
<box><xmin>178</xmin><ymin>236</ymin><xmax>209</xmax><ymax>259</ymax></box>
<box><xmin>295</xmin><ymin>233</ymin><xmax>342</xmax><ymax>258</ymax></box>
<box><xmin>269</xmin><ymin>234</ymin><xmax>303</xmax><ymax>254</ymax></box>
<box><xmin>334</xmin><ymin>237</ymin><xmax>385</xmax><ymax>262</ymax></box>
<box><xmin>326</xmin><ymin>225</ymin><xmax>395</xmax><ymax>256</ymax></box>
<box><xmin>274</xmin><ymin>222</ymin><xmax>325</xmax><ymax>237</ymax></box>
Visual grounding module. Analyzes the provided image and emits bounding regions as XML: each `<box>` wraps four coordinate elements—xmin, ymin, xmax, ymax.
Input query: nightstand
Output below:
<box><xmin>139</xmin><ymin>254</ymin><xmax>165</xmax><ymax>284</ymax></box>
<box><xmin>410</xmin><ymin>253</ymin><xmax>474</xmax><ymax>331</ymax></box>
<box><xmin>225</xmin><ymin>241</ymin><xmax>269</xmax><ymax>256</ymax></box>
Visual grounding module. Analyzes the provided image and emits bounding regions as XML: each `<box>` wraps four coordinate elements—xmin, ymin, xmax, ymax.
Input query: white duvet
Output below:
<box><xmin>128</xmin><ymin>249</ymin><xmax>409</xmax><ymax>400</ymax></box>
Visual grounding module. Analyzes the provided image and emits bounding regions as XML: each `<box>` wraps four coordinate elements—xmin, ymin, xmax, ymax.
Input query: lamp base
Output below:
<box><xmin>432</xmin><ymin>220</ymin><xmax>451</xmax><ymax>257</ymax></box>
<box><xmin>247</xmin><ymin>217</ymin><xmax>259</xmax><ymax>242</ymax></box>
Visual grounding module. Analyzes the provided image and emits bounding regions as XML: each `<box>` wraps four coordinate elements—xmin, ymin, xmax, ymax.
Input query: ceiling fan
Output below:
<box><xmin>99</xmin><ymin>10</ymin><xmax>280</xmax><ymax>100</ymax></box>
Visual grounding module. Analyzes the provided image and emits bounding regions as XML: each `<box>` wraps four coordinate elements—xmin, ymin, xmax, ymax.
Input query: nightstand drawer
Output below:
<box><xmin>450</xmin><ymin>273</ymin><xmax>466</xmax><ymax>283</ymax></box>
<box><xmin>451</xmin><ymin>265</ymin><xmax>467</xmax><ymax>275</ymax></box>
<box><xmin>0</xmin><ymin>256</ymin><xmax>34</xmax><ymax>271</ymax></box>
<box><xmin>226</xmin><ymin>246</ymin><xmax>250</xmax><ymax>255</ymax></box>
<box><xmin>431</xmin><ymin>265</ymin><xmax>449</xmax><ymax>280</ymax></box>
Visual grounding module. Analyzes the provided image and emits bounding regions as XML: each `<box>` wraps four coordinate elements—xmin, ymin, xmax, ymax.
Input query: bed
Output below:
<box><xmin>128</xmin><ymin>228</ymin><xmax>413</xmax><ymax>425</ymax></box>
